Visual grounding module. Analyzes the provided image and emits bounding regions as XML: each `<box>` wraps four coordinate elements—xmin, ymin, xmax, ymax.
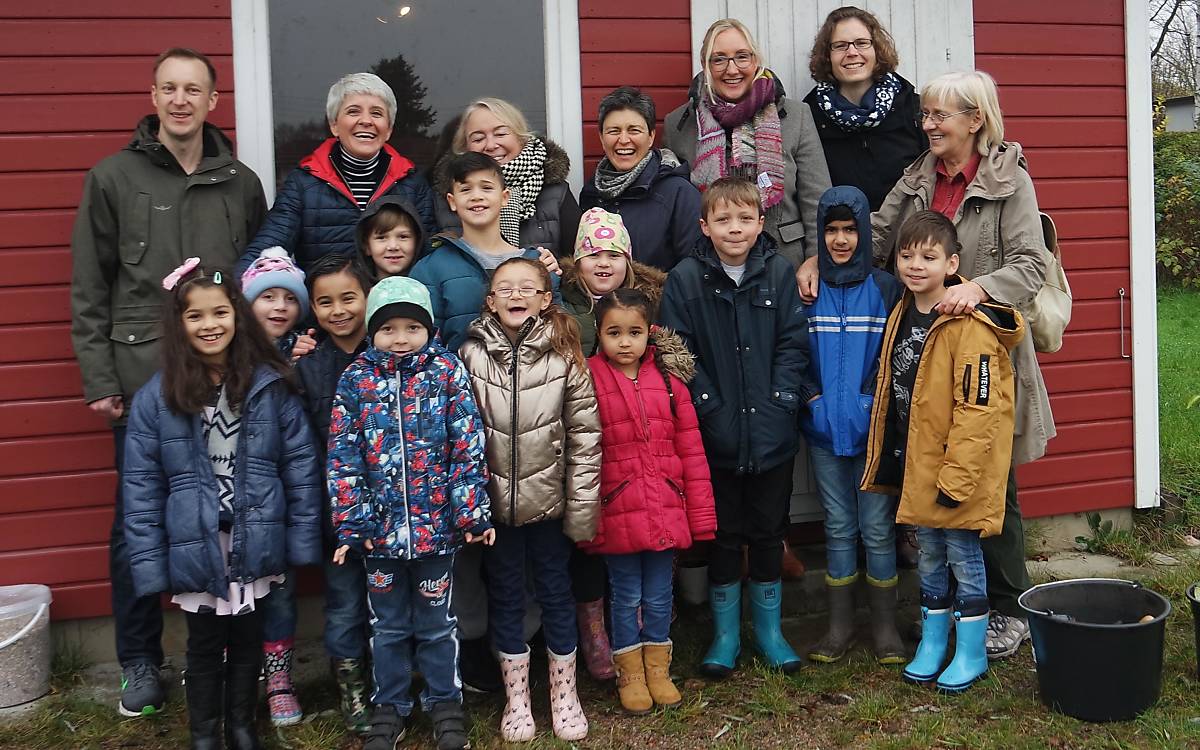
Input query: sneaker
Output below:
<box><xmin>363</xmin><ymin>705</ymin><xmax>407</xmax><ymax>750</ymax></box>
<box><xmin>430</xmin><ymin>701</ymin><xmax>470</xmax><ymax>750</ymax></box>
<box><xmin>118</xmin><ymin>663</ymin><xmax>165</xmax><ymax>717</ymax></box>
<box><xmin>985</xmin><ymin>611</ymin><xmax>1030</xmax><ymax>660</ymax></box>
<box><xmin>458</xmin><ymin>637</ymin><xmax>502</xmax><ymax>693</ymax></box>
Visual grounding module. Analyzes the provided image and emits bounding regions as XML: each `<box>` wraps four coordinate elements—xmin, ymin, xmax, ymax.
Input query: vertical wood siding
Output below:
<box><xmin>0</xmin><ymin>0</ymin><xmax>235</xmax><ymax>620</ymax></box>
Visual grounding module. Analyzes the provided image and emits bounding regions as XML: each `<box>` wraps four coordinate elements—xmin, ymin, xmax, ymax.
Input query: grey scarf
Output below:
<box><xmin>592</xmin><ymin>149</ymin><xmax>654</xmax><ymax>200</ymax></box>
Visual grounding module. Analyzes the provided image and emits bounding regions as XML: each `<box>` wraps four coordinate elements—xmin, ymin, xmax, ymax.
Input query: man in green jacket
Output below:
<box><xmin>69</xmin><ymin>47</ymin><xmax>266</xmax><ymax>718</ymax></box>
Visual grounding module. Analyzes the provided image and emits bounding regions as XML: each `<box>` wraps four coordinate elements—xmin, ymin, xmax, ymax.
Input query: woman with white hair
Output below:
<box><xmin>800</xmin><ymin>69</ymin><xmax>1056</xmax><ymax>664</ymax></box>
<box><xmin>664</xmin><ymin>17</ymin><xmax>831</xmax><ymax>268</ymax></box>
<box><xmin>430</xmin><ymin>97</ymin><xmax>580</xmax><ymax>257</ymax></box>
<box><xmin>238</xmin><ymin>72</ymin><xmax>437</xmax><ymax>274</ymax></box>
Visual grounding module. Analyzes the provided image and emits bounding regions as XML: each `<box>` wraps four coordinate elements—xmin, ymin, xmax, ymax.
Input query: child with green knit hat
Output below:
<box><xmin>328</xmin><ymin>274</ymin><xmax>493</xmax><ymax>750</ymax></box>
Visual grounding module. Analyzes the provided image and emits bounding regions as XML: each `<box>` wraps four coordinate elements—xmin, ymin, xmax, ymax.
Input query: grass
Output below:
<box><xmin>1158</xmin><ymin>288</ymin><xmax>1200</xmax><ymax>500</ymax></box>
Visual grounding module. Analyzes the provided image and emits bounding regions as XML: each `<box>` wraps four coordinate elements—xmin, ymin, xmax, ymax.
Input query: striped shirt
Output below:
<box><xmin>332</xmin><ymin>144</ymin><xmax>385</xmax><ymax>208</ymax></box>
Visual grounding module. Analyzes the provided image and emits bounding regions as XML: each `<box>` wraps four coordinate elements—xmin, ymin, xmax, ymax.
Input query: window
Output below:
<box><xmin>266</xmin><ymin>0</ymin><xmax>548</xmax><ymax>188</ymax></box>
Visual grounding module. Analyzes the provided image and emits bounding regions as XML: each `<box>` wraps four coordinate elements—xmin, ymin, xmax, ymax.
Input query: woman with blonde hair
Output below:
<box><xmin>431</xmin><ymin>97</ymin><xmax>580</xmax><ymax>257</ymax></box>
<box><xmin>665</xmin><ymin>18</ymin><xmax>831</xmax><ymax>268</ymax></box>
<box><xmin>800</xmin><ymin>69</ymin><xmax>1056</xmax><ymax>664</ymax></box>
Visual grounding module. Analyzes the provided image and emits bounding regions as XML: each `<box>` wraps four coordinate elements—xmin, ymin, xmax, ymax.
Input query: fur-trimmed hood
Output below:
<box><xmin>649</xmin><ymin>326</ymin><xmax>695</xmax><ymax>383</ymax></box>
<box><xmin>430</xmin><ymin>136</ymin><xmax>572</xmax><ymax>195</ymax></box>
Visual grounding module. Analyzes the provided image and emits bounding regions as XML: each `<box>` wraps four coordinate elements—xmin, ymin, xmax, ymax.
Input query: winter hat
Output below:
<box><xmin>573</xmin><ymin>207</ymin><xmax>632</xmax><ymax>261</ymax></box>
<box><xmin>366</xmin><ymin>276</ymin><xmax>434</xmax><ymax>338</ymax></box>
<box><xmin>240</xmin><ymin>247</ymin><xmax>309</xmax><ymax>309</ymax></box>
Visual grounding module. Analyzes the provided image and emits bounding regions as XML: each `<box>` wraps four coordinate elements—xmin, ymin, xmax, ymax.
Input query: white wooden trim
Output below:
<box><xmin>1125</xmin><ymin>0</ymin><xmax>1161</xmax><ymax>509</ymax></box>
<box><xmin>543</xmin><ymin>0</ymin><xmax>584</xmax><ymax>193</ymax></box>
<box><xmin>230</xmin><ymin>0</ymin><xmax>277</xmax><ymax>205</ymax></box>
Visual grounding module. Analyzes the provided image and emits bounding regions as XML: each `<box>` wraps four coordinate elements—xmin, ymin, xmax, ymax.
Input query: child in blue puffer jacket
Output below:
<box><xmin>328</xmin><ymin>275</ymin><xmax>492</xmax><ymax>750</ymax></box>
<box><xmin>801</xmin><ymin>186</ymin><xmax>905</xmax><ymax>666</ymax></box>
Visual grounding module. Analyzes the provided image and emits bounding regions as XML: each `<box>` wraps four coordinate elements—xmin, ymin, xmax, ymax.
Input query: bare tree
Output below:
<box><xmin>1151</xmin><ymin>0</ymin><xmax>1198</xmax><ymax>100</ymax></box>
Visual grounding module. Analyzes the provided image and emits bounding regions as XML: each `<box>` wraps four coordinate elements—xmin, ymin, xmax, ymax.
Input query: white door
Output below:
<box><xmin>690</xmin><ymin>0</ymin><xmax>975</xmax><ymax>521</ymax></box>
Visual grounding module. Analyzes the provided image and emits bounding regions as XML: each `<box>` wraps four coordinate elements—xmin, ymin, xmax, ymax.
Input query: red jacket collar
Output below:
<box><xmin>299</xmin><ymin>138</ymin><xmax>417</xmax><ymax>205</ymax></box>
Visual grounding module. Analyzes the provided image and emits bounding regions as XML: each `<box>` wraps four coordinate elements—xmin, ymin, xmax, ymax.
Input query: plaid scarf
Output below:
<box><xmin>813</xmin><ymin>72</ymin><xmax>901</xmax><ymax>132</ymax></box>
<box><xmin>690</xmin><ymin>70</ymin><xmax>785</xmax><ymax>209</ymax></box>
<box><xmin>499</xmin><ymin>136</ymin><xmax>547</xmax><ymax>246</ymax></box>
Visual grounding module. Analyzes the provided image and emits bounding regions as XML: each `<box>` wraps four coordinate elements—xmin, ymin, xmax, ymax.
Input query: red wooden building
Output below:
<box><xmin>0</xmin><ymin>0</ymin><xmax>1157</xmax><ymax>626</ymax></box>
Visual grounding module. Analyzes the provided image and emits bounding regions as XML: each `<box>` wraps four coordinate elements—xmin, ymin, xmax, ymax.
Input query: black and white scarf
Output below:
<box><xmin>813</xmin><ymin>72</ymin><xmax>902</xmax><ymax>132</ymax></box>
<box><xmin>498</xmin><ymin>137</ymin><xmax>547</xmax><ymax>246</ymax></box>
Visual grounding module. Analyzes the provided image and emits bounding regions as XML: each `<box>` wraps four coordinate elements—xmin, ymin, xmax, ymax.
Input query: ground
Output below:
<box><xmin>1</xmin><ymin>291</ymin><xmax>1198</xmax><ymax>749</ymax></box>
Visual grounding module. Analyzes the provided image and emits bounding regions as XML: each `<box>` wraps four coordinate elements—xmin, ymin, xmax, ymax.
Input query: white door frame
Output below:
<box><xmin>230</xmin><ymin>0</ymin><xmax>585</xmax><ymax>204</ymax></box>
<box><xmin>1124</xmin><ymin>0</ymin><xmax>1161</xmax><ymax>509</ymax></box>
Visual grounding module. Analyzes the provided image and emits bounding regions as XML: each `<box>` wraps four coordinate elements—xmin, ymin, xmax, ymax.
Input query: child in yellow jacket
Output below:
<box><xmin>861</xmin><ymin>211</ymin><xmax>1023</xmax><ymax>694</ymax></box>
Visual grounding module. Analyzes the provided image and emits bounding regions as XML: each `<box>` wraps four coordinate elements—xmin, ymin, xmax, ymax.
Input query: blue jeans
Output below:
<box><xmin>365</xmin><ymin>553</ymin><xmax>460</xmax><ymax>714</ymax></box>
<box><xmin>605</xmin><ymin>550</ymin><xmax>675</xmax><ymax>650</ymax></box>
<box><xmin>484</xmin><ymin>520</ymin><xmax>577</xmax><ymax>656</ymax></box>
<box><xmin>809</xmin><ymin>444</ymin><xmax>897</xmax><ymax>581</ymax></box>
<box><xmin>917</xmin><ymin>526</ymin><xmax>987</xmax><ymax>608</ymax></box>
<box><xmin>324</xmin><ymin>551</ymin><xmax>369</xmax><ymax>660</ymax></box>
<box><xmin>259</xmin><ymin>574</ymin><xmax>296</xmax><ymax>643</ymax></box>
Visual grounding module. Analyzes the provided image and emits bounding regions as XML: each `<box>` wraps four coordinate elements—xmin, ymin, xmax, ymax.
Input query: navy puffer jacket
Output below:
<box><xmin>123</xmin><ymin>366</ymin><xmax>323</xmax><ymax>599</ymax></box>
<box><xmin>579</xmin><ymin>149</ymin><xmax>702</xmax><ymax>272</ymax></box>
<box><xmin>659</xmin><ymin>235</ymin><xmax>817</xmax><ymax>474</ymax></box>
<box><xmin>237</xmin><ymin>139</ymin><xmax>437</xmax><ymax>275</ymax></box>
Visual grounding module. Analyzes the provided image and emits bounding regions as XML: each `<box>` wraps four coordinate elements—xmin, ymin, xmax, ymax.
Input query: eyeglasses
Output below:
<box><xmin>490</xmin><ymin>287</ymin><xmax>547</xmax><ymax>299</ymax></box>
<box><xmin>830</xmin><ymin>38</ymin><xmax>873</xmax><ymax>53</ymax></box>
<box><xmin>707</xmin><ymin>52</ymin><xmax>755</xmax><ymax>70</ymax></box>
<box><xmin>917</xmin><ymin>108</ymin><xmax>976</xmax><ymax>126</ymax></box>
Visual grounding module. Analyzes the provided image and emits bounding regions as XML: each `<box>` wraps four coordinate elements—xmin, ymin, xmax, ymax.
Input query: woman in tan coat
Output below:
<box><xmin>459</xmin><ymin>257</ymin><xmax>600</xmax><ymax>743</ymax></box>
<box><xmin>800</xmin><ymin>70</ymin><xmax>1055</xmax><ymax>661</ymax></box>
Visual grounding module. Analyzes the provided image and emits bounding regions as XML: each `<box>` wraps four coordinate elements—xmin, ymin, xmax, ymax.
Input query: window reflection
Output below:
<box><xmin>268</xmin><ymin>0</ymin><xmax>547</xmax><ymax>187</ymax></box>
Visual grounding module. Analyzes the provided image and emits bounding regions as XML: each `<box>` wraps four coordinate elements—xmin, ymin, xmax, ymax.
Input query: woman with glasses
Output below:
<box><xmin>664</xmin><ymin>17</ymin><xmax>831</xmax><ymax>269</ymax></box>
<box><xmin>802</xmin><ymin>6</ymin><xmax>926</xmax><ymax>212</ymax></box>
<box><xmin>801</xmin><ymin>70</ymin><xmax>1055</xmax><ymax>666</ymax></box>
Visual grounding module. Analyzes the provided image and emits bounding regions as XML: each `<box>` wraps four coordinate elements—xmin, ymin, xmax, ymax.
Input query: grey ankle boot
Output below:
<box><xmin>807</xmin><ymin>573</ymin><xmax>858</xmax><ymax>663</ymax></box>
<box><xmin>867</xmin><ymin>575</ymin><xmax>907</xmax><ymax>665</ymax></box>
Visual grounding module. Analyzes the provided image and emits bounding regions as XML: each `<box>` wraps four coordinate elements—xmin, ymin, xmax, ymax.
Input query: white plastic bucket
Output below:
<box><xmin>0</xmin><ymin>584</ymin><xmax>53</xmax><ymax>708</ymax></box>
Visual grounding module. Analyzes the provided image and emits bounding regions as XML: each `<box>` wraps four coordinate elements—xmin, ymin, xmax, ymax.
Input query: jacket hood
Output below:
<box><xmin>912</xmin><ymin>275</ymin><xmax>1024</xmax><ymax>350</ymax></box>
<box><xmin>430</xmin><ymin>137</ymin><xmax>572</xmax><ymax>195</ymax></box>
<box><xmin>650</xmin><ymin>327</ymin><xmax>695</xmax><ymax>382</ymax></box>
<box><xmin>901</xmin><ymin>141</ymin><xmax>1029</xmax><ymax>202</ymax></box>
<box><xmin>560</xmin><ymin>256</ymin><xmax>668</xmax><ymax>314</ymax></box>
<box><xmin>356</xmin><ymin>194</ymin><xmax>429</xmax><ymax>263</ymax></box>
<box><xmin>127</xmin><ymin>115</ymin><xmax>235</xmax><ymax>166</ymax></box>
<box><xmin>816</xmin><ymin>185</ymin><xmax>873</xmax><ymax>286</ymax></box>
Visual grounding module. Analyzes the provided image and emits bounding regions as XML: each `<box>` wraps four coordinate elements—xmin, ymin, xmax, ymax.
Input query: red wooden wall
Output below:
<box><xmin>578</xmin><ymin>0</ymin><xmax>1136</xmax><ymax>519</ymax></box>
<box><xmin>0</xmin><ymin>0</ymin><xmax>236</xmax><ymax>620</ymax></box>
<box><xmin>975</xmin><ymin>0</ymin><xmax>1134</xmax><ymax>516</ymax></box>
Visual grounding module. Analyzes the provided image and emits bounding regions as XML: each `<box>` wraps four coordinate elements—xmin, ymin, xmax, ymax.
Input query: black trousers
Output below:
<box><xmin>708</xmin><ymin>460</ymin><xmax>794</xmax><ymax>585</ymax></box>
<box><xmin>569</xmin><ymin>547</ymin><xmax>608</xmax><ymax>603</ymax></box>
<box><xmin>981</xmin><ymin>464</ymin><xmax>1033</xmax><ymax>617</ymax></box>
<box><xmin>184</xmin><ymin>609</ymin><xmax>263</xmax><ymax>679</ymax></box>
<box><xmin>110</xmin><ymin>426</ymin><xmax>164</xmax><ymax>667</ymax></box>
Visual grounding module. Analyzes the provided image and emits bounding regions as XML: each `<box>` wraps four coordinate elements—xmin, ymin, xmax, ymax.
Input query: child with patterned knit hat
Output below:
<box><xmin>240</xmin><ymin>246</ymin><xmax>310</xmax><ymax>360</ymax></box>
<box><xmin>328</xmin><ymin>275</ymin><xmax>492</xmax><ymax>750</ymax></box>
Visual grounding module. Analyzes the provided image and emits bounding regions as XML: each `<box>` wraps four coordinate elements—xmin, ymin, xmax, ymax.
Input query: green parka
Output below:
<box><xmin>70</xmin><ymin>117</ymin><xmax>267</xmax><ymax>418</ymax></box>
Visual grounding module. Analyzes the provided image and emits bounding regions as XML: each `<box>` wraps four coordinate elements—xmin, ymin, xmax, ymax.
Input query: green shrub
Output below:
<box><xmin>1154</xmin><ymin>131</ymin><xmax>1200</xmax><ymax>287</ymax></box>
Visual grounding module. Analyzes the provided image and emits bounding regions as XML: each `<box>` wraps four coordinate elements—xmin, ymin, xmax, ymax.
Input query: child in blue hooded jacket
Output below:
<box><xmin>802</xmin><ymin>185</ymin><xmax>905</xmax><ymax>666</ymax></box>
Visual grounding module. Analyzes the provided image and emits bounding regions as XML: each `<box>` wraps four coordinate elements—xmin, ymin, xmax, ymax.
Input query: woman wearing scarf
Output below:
<box><xmin>802</xmin><ymin>6</ymin><xmax>926</xmax><ymax>212</ymax></box>
<box><xmin>579</xmin><ymin>86</ymin><xmax>702</xmax><ymax>272</ymax></box>
<box><xmin>665</xmin><ymin>18</ymin><xmax>831</xmax><ymax>269</ymax></box>
<box><xmin>431</xmin><ymin>98</ymin><xmax>581</xmax><ymax>258</ymax></box>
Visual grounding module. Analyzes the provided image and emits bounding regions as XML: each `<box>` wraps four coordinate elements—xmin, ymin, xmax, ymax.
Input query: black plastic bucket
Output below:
<box><xmin>1019</xmin><ymin>578</ymin><xmax>1170</xmax><ymax>722</ymax></box>
<box><xmin>1187</xmin><ymin>584</ymin><xmax>1200</xmax><ymax>680</ymax></box>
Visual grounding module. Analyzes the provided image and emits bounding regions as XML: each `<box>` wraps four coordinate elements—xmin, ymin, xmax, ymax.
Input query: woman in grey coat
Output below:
<box><xmin>665</xmin><ymin>17</ymin><xmax>831</xmax><ymax>268</ymax></box>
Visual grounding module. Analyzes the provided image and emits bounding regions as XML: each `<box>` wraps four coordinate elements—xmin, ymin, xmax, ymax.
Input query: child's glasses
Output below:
<box><xmin>491</xmin><ymin>287</ymin><xmax>547</xmax><ymax>299</ymax></box>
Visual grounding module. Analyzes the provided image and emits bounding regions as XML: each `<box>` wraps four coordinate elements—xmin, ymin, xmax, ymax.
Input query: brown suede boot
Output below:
<box><xmin>612</xmin><ymin>645</ymin><xmax>652</xmax><ymax>714</ymax></box>
<box><xmin>642</xmin><ymin>642</ymin><xmax>682</xmax><ymax>707</ymax></box>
